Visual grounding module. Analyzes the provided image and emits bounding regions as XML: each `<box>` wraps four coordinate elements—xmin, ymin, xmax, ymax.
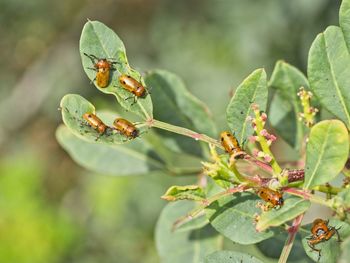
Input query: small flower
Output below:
<box><xmin>260</xmin><ymin>129</ymin><xmax>269</xmax><ymax>137</ymax></box>
<box><xmin>249</xmin><ymin>135</ymin><xmax>258</xmax><ymax>143</ymax></box>
<box><xmin>264</xmin><ymin>154</ymin><xmax>272</xmax><ymax>162</ymax></box>
<box><xmin>252</xmin><ymin>148</ymin><xmax>260</xmax><ymax>157</ymax></box>
<box><xmin>261</xmin><ymin>112</ymin><xmax>267</xmax><ymax>122</ymax></box>
<box><xmin>251</xmin><ymin>103</ymin><xmax>259</xmax><ymax>111</ymax></box>
<box><xmin>246</xmin><ymin>116</ymin><xmax>253</xmax><ymax>122</ymax></box>
<box><xmin>257</xmin><ymin>151</ymin><xmax>265</xmax><ymax>158</ymax></box>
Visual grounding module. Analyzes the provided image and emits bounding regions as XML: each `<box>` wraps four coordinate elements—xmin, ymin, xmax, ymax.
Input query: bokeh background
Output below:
<box><xmin>0</xmin><ymin>0</ymin><xmax>340</xmax><ymax>262</ymax></box>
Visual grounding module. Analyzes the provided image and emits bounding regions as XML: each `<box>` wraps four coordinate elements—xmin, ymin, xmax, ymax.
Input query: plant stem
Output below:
<box><xmin>244</xmin><ymin>155</ymin><xmax>273</xmax><ymax>173</ymax></box>
<box><xmin>253</xmin><ymin>109</ymin><xmax>282</xmax><ymax>175</ymax></box>
<box><xmin>283</xmin><ymin>188</ymin><xmax>333</xmax><ymax>208</ymax></box>
<box><xmin>172</xmin><ymin>185</ymin><xmax>249</xmax><ymax>230</ymax></box>
<box><xmin>278</xmin><ymin>214</ymin><xmax>304</xmax><ymax>263</ymax></box>
<box><xmin>149</xmin><ymin>119</ymin><xmax>222</xmax><ymax>148</ymax></box>
<box><xmin>312</xmin><ymin>185</ymin><xmax>342</xmax><ymax>195</ymax></box>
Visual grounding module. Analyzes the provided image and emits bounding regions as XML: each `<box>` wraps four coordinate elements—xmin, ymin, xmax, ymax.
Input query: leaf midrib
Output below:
<box><xmin>323</xmin><ymin>32</ymin><xmax>350</xmax><ymax>126</ymax></box>
<box><xmin>239</xmin><ymin>72</ymin><xmax>264</xmax><ymax>144</ymax></box>
<box><xmin>304</xmin><ymin>123</ymin><xmax>332</xmax><ymax>189</ymax></box>
<box><xmin>90</xmin><ymin>21</ymin><xmax>151</xmax><ymax>120</ymax></box>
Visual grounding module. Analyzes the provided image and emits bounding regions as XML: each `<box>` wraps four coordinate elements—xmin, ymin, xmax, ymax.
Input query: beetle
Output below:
<box><xmin>84</xmin><ymin>53</ymin><xmax>118</xmax><ymax>88</ymax></box>
<box><xmin>83</xmin><ymin>113</ymin><xmax>108</xmax><ymax>134</ymax></box>
<box><xmin>307</xmin><ymin>218</ymin><xmax>341</xmax><ymax>261</ymax></box>
<box><xmin>113</xmin><ymin>118</ymin><xmax>139</xmax><ymax>139</ymax></box>
<box><xmin>220</xmin><ymin>131</ymin><xmax>245</xmax><ymax>158</ymax></box>
<box><xmin>118</xmin><ymin>74</ymin><xmax>148</xmax><ymax>103</ymax></box>
<box><xmin>256</xmin><ymin>187</ymin><xmax>284</xmax><ymax>209</ymax></box>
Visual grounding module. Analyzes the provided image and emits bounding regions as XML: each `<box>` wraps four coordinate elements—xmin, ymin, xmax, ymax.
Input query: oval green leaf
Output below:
<box><xmin>175</xmin><ymin>213</ymin><xmax>209</xmax><ymax>233</ymax></box>
<box><xmin>80</xmin><ymin>20</ymin><xmax>153</xmax><ymax>120</ymax></box>
<box><xmin>269</xmin><ymin>61</ymin><xmax>308</xmax><ymax>148</ymax></box>
<box><xmin>269</xmin><ymin>93</ymin><xmax>302</xmax><ymax>149</ymax></box>
<box><xmin>205</xmin><ymin>251</ymin><xmax>263</xmax><ymax>263</ymax></box>
<box><xmin>60</xmin><ymin>94</ymin><xmax>149</xmax><ymax>145</ymax></box>
<box><xmin>205</xmin><ymin>193</ymin><xmax>274</xmax><ymax>244</ymax></box>
<box><xmin>340</xmin><ymin>0</ymin><xmax>350</xmax><ymax>51</ymax></box>
<box><xmin>303</xmin><ymin>120</ymin><xmax>349</xmax><ymax>189</ymax></box>
<box><xmin>226</xmin><ymin>68</ymin><xmax>268</xmax><ymax>145</ymax></box>
<box><xmin>308</xmin><ymin>26</ymin><xmax>350</xmax><ymax>129</ymax></box>
<box><xmin>56</xmin><ymin>125</ymin><xmax>164</xmax><ymax>175</ymax></box>
<box><xmin>145</xmin><ymin>69</ymin><xmax>217</xmax><ymax>137</ymax></box>
<box><xmin>302</xmin><ymin>219</ymin><xmax>350</xmax><ymax>263</ymax></box>
<box><xmin>256</xmin><ymin>197</ymin><xmax>310</xmax><ymax>232</ymax></box>
<box><xmin>155</xmin><ymin>202</ymin><xmax>220</xmax><ymax>263</ymax></box>
<box><xmin>339</xmin><ymin>235</ymin><xmax>350</xmax><ymax>263</ymax></box>
<box><xmin>161</xmin><ymin>185</ymin><xmax>205</xmax><ymax>201</ymax></box>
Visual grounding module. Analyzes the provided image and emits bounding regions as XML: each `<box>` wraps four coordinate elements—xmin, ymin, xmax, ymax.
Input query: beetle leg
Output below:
<box><xmin>83</xmin><ymin>53</ymin><xmax>98</xmax><ymax>64</ymax></box>
<box><xmin>131</xmin><ymin>96</ymin><xmax>137</xmax><ymax>106</ymax></box>
<box><xmin>307</xmin><ymin>240</ymin><xmax>321</xmax><ymax>261</ymax></box>
<box><xmin>145</xmin><ymin>85</ymin><xmax>152</xmax><ymax>94</ymax></box>
<box><xmin>124</xmin><ymin>96</ymin><xmax>134</xmax><ymax>101</ymax></box>
<box><xmin>335</xmin><ymin>226</ymin><xmax>342</xmax><ymax>242</ymax></box>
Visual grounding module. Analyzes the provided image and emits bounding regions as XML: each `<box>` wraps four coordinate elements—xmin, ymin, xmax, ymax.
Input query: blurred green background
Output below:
<box><xmin>0</xmin><ymin>0</ymin><xmax>340</xmax><ymax>262</ymax></box>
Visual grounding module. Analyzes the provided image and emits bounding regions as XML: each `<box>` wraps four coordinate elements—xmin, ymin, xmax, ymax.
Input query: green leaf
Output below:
<box><xmin>175</xmin><ymin>213</ymin><xmax>209</xmax><ymax>233</ymax></box>
<box><xmin>269</xmin><ymin>93</ymin><xmax>301</xmax><ymax>149</ymax></box>
<box><xmin>308</xmin><ymin>26</ymin><xmax>350</xmax><ymax>129</ymax></box>
<box><xmin>56</xmin><ymin>125</ymin><xmax>164</xmax><ymax>176</ymax></box>
<box><xmin>269</xmin><ymin>60</ymin><xmax>309</xmax><ymax>100</ymax></box>
<box><xmin>144</xmin><ymin>131</ymin><xmax>202</xmax><ymax>174</ymax></box>
<box><xmin>338</xmin><ymin>188</ymin><xmax>350</xmax><ymax>208</ymax></box>
<box><xmin>145</xmin><ymin>70</ymin><xmax>217</xmax><ymax>137</ymax></box>
<box><xmin>302</xmin><ymin>219</ymin><xmax>350</xmax><ymax>263</ymax></box>
<box><xmin>339</xmin><ymin>235</ymin><xmax>350</xmax><ymax>263</ymax></box>
<box><xmin>80</xmin><ymin>20</ymin><xmax>153</xmax><ymax>120</ymax></box>
<box><xmin>205</xmin><ymin>193</ymin><xmax>274</xmax><ymax>244</ymax></box>
<box><xmin>269</xmin><ymin>61</ymin><xmax>308</xmax><ymax>148</ymax></box>
<box><xmin>340</xmin><ymin>0</ymin><xmax>350</xmax><ymax>51</ymax></box>
<box><xmin>255</xmin><ymin>197</ymin><xmax>310</xmax><ymax>232</ymax></box>
<box><xmin>256</xmin><ymin>232</ymin><xmax>309</xmax><ymax>261</ymax></box>
<box><xmin>155</xmin><ymin>202</ymin><xmax>220</xmax><ymax>263</ymax></box>
<box><xmin>303</xmin><ymin>120</ymin><xmax>349</xmax><ymax>189</ymax></box>
<box><xmin>60</xmin><ymin>94</ymin><xmax>148</xmax><ymax>144</ymax></box>
<box><xmin>161</xmin><ymin>185</ymin><xmax>206</xmax><ymax>201</ymax></box>
<box><xmin>205</xmin><ymin>251</ymin><xmax>263</xmax><ymax>263</ymax></box>
<box><xmin>226</xmin><ymin>68</ymin><xmax>268</xmax><ymax>145</ymax></box>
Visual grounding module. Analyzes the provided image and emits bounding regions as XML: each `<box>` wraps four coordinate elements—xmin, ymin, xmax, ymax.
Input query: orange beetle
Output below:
<box><xmin>118</xmin><ymin>74</ymin><xmax>148</xmax><ymax>98</ymax></box>
<box><xmin>256</xmin><ymin>187</ymin><xmax>284</xmax><ymax>209</ymax></box>
<box><xmin>83</xmin><ymin>113</ymin><xmax>108</xmax><ymax>134</ymax></box>
<box><xmin>113</xmin><ymin>118</ymin><xmax>138</xmax><ymax>138</ymax></box>
<box><xmin>84</xmin><ymin>53</ymin><xmax>117</xmax><ymax>88</ymax></box>
<box><xmin>220</xmin><ymin>131</ymin><xmax>244</xmax><ymax>158</ymax></box>
<box><xmin>307</xmin><ymin>219</ymin><xmax>341</xmax><ymax>261</ymax></box>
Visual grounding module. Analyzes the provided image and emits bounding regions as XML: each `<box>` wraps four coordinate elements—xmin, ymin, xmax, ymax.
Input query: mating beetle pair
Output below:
<box><xmin>307</xmin><ymin>218</ymin><xmax>341</xmax><ymax>261</ymax></box>
<box><xmin>83</xmin><ymin>53</ymin><xmax>148</xmax><ymax>102</ymax></box>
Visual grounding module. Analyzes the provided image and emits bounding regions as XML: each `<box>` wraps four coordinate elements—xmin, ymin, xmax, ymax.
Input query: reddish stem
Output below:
<box><xmin>278</xmin><ymin>214</ymin><xmax>304</xmax><ymax>263</ymax></box>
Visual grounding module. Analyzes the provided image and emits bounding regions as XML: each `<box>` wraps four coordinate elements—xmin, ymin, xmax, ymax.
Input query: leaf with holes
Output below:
<box><xmin>161</xmin><ymin>185</ymin><xmax>206</xmax><ymax>201</ymax></box>
<box><xmin>226</xmin><ymin>69</ymin><xmax>268</xmax><ymax>145</ymax></box>
<box><xmin>205</xmin><ymin>251</ymin><xmax>263</xmax><ymax>263</ymax></box>
<box><xmin>56</xmin><ymin>125</ymin><xmax>165</xmax><ymax>175</ymax></box>
<box><xmin>60</xmin><ymin>94</ymin><xmax>148</xmax><ymax>144</ymax></box>
<box><xmin>80</xmin><ymin>20</ymin><xmax>153</xmax><ymax>120</ymax></box>
<box><xmin>303</xmin><ymin>120</ymin><xmax>349</xmax><ymax>189</ymax></box>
